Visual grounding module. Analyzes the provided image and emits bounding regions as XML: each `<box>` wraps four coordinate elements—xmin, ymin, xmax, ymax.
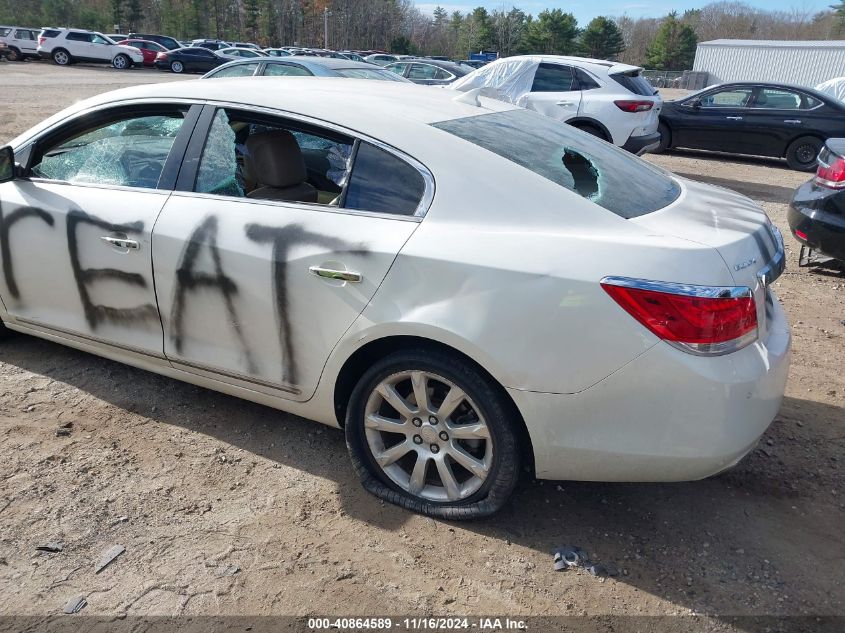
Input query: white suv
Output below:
<box><xmin>0</xmin><ymin>26</ymin><xmax>40</xmax><ymax>61</ymax></box>
<box><xmin>452</xmin><ymin>55</ymin><xmax>663</xmax><ymax>154</ymax></box>
<box><xmin>37</xmin><ymin>28</ymin><xmax>143</xmax><ymax>69</ymax></box>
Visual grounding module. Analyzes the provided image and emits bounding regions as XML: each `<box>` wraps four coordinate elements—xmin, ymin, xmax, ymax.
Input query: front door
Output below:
<box><xmin>0</xmin><ymin>106</ymin><xmax>195</xmax><ymax>355</ymax></box>
<box><xmin>152</xmin><ymin>106</ymin><xmax>426</xmax><ymax>399</ymax></box>
<box><xmin>673</xmin><ymin>86</ymin><xmax>755</xmax><ymax>152</ymax></box>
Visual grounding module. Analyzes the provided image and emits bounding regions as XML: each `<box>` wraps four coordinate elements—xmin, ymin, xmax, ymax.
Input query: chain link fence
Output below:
<box><xmin>642</xmin><ymin>70</ymin><xmax>708</xmax><ymax>90</ymax></box>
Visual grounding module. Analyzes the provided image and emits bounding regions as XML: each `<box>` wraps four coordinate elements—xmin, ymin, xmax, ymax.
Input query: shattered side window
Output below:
<box><xmin>195</xmin><ymin>109</ymin><xmax>244</xmax><ymax>197</ymax></box>
<box><xmin>32</xmin><ymin>114</ymin><xmax>185</xmax><ymax>189</ymax></box>
<box><xmin>432</xmin><ymin>109</ymin><xmax>680</xmax><ymax>219</ymax></box>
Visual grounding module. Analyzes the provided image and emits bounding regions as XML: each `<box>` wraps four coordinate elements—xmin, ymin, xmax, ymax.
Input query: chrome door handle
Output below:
<box><xmin>726</xmin><ymin>116</ymin><xmax>743</xmax><ymax>120</ymax></box>
<box><xmin>783</xmin><ymin>119</ymin><xmax>802</xmax><ymax>124</ymax></box>
<box><xmin>100</xmin><ymin>236</ymin><xmax>139</xmax><ymax>250</ymax></box>
<box><xmin>556</xmin><ymin>101</ymin><xmax>574</xmax><ymax>106</ymax></box>
<box><xmin>309</xmin><ymin>265</ymin><xmax>362</xmax><ymax>283</ymax></box>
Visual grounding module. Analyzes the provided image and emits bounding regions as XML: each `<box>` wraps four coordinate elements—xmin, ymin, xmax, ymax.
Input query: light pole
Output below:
<box><xmin>323</xmin><ymin>7</ymin><xmax>332</xmax><ymax>49</ymax></box>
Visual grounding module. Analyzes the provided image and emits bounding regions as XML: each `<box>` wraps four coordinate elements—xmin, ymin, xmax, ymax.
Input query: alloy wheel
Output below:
<box><xmin>53</xmin><ymin>51</ymin><xmax>69</xmax><ymax>65</ymax></box>
<box><xmin>364</xmin><ymin>370</ymin><xmax>493</xmax><ymax>503</ymax></box>
<box><xmin>171</xmin><ymin>61</ymin><xmax>183</xmax><ymax>73</ymax></box>
<box><xmin>113</xmin><ymin>54</ymin><xmax>127</xmax><ymax>69</ymax></box>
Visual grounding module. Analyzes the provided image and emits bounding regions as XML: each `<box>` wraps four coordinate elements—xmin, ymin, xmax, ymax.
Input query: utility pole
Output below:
<box><xmin>323</xmin><ymin>7</ymin><xmax>332</xmax><ymax>49</ymax></box>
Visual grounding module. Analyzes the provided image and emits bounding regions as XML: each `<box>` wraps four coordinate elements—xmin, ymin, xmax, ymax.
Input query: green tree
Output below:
<box><xmin>127</xmin><ymin>0</ymin><xmax>142</xmax><ymax>31</ymax></box>
<box><xmin>390</xmin><ymin>35</ymin><xmax>417</xmax><ymax>54</ymax></box>
<box><xmin>524</xmin><ymin>9</ymin><xmax>579</xmax><ymax>54</ymax></box>
<box><xmin>645</xmin><ymin>12</ymin><xmax>698</xmax><ymax>70</ymax></box>
<box><xmin>579</xmin><ymin>16</ymin><xmax>625</xmax><ymax>59</ymax></box>
<box><xmin>244</xmin><ymin>0</ymin><xmax>260</xmax><ymax>39</ymax></box>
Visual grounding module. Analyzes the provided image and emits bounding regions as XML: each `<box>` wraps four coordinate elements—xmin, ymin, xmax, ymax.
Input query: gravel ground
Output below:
<box><xmin>0</xmin><ymin>61</ymin><xmax>842</xmax><ymax>627</ymax></box>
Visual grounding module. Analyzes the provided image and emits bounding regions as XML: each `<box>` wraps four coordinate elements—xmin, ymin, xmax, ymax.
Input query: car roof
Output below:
<box><xmin>18</xmin><ymin>77</ymin><xmax>516</xmax><ymax>151</ymax></box>
<box><xmin>219</xmin><ymin>56</ymin><xmax>381</xmax><ymax>71</ymax></box>
<box><xmin>699</xmin><ymin>80</ymin><xmax>836</xmax><ymax>100</ymax></box>
<box><xmin>500</xmin><ymin>54</ymin><xmax>641</xmax><ymax>74</ymax></box>
<box><xmin>392</xmin><ymin>58</ymin><xmax>468</xmax><ymax>74</ymax></box>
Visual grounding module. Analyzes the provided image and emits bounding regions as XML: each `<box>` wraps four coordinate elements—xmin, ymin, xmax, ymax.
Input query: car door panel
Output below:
<box><xmin>152</xmin><ymin>194</ymin><xmax>417</xmax><ymax>399</ymax></box>
<box><xmin>0</xmin><ymin>182</ymin><xmax>169</xmax><ymax>354</ymax></box>
<box><xmin>524</xmin><ymin>63</ymin><xmax>582</xmax><ymax>123</ymax></box>
<box><xmin>671</xmin><ymin>87</ymin><xmax>755</xmax><ymax>152</ymax></box>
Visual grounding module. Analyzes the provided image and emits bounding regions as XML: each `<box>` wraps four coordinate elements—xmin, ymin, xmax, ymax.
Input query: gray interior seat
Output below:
<box><xmin>244</xmin><ymin>130</ymin><xmax>318</xmax><ymax>203</ymax></box>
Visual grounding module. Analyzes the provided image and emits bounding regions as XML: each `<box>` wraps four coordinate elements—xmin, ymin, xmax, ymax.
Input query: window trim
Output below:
<box><xmin>177</xmin><ymin>102</ymin><xmax>435</xmax><ymax>221</ymax></box>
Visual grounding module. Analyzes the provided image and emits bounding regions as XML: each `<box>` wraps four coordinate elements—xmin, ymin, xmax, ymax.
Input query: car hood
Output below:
<box><xmin>116</xmin><ymin>44</ymin><xmax>144</xmax><ymax>57</ymax></box>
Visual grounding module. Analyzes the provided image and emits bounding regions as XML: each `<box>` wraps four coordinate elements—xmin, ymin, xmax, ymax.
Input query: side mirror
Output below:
<box><xmin>688</xmin><ymin>97</ymin><xmax>702</xmax><ymax>109</ymax></box>
<box><xmin>0</xmin><ymin>146</ymin><xmax>14</xmax><ymax>183</ymax></box>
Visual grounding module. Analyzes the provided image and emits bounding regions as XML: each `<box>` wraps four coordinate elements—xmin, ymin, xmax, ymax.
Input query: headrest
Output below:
<box><xmin>245</xmin><ymin>130</ymin><xmax>307</xmax><ymax>188</ymax></box>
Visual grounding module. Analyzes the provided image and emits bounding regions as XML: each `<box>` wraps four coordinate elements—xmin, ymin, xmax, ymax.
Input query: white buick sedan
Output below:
<box><xmin>0</xmin><ymin>78</ymin><xmax>790</xmax><ymax>518</ymax></box>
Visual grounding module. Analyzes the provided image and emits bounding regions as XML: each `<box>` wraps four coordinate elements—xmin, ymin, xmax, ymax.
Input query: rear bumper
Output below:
<box><xmin>512</xmin><ymin>295</ymin><xmax>791</xmax><ymax>482</ymax></box>
<box><xmin>789</xmin><ymin>181</ymin><xmax>845</xmax><ymax>261</ymax></box>
<box><xmin>622</xmin><ymin>131</ymin><xmax>661</xmax><ymax>155</ymax></box>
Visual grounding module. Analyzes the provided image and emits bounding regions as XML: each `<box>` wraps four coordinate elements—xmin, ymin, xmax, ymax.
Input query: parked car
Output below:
<box><xmin>337</xmin><ymin>50</ymin><xmax>366</xmax><ymax>62</ymax></box>
<box><xmin>191</xmin><ymin>39</ymin><xmax>231</xmax><ymax>51</ymax></box>
<box><xmin>117</xmin><ymin>39</ymin><xmax>168</xmax><ymax>67</ymax></box>
<box><xmin>451</xmin><ymin>55</ymin><xmax>663</xmax><ymax>155</ymax></box>
<box><xmin>231</xmin><ymin>42</ymin><xmax>261</xmax><ymax>50</ymax></box>
<box><xmin>0</xmin><ymin>26</ymin><xmax>40</xmax><ymax>61</ymax></box>
<box><xmin>37</xmin><ymin>28</ymin><xmax>144</xmax><ymax>69</ymax></box>
<box><xmin>214</xmin><ymin>47</ymin><xmax>267</xmax><ymax>61</ymax></box>
<box><xmin>105</xmin><ymin>33</ymin><xmax>128</xmax><ymax>42</ymax></box>
<box><xmin>153</xmin><ymin>47</ymin><xmax>227</xmax><ymax>73</ymax></box>
<box><xmin>0</xmin><ymin>39</ymin><xmax>7</xmax><ymax>59</ymax></box>
<box><xmin>457</xmin><ymin>59</ymin><xmax>486</xmax><ymax>69</ymax></box>
<box><xmin>656</xmin><ymin>82</ymin><xmax>845</xmax><ymax>171</ymax></box>
<box><xmin>386</xmin><ymin>59</ymin><xmax>468</xmax><ymax>86</ymax></box>
<box><xmin>364</xmin><ymin>53</ymin><xmax>399</xmax><ymax>66</ymax></box>
<box><xmin>789</xmin><ymin>138</ymin><xmax>845</xmax><ymax>262</ymax></box>
<box><xmin>128</xmin><ymin>32</ymin><xmax>181</xmax><ymax>50</ymax></box>
<box><xmin>264</xmin><ymin>48</ymin><xmax>292</xmax><ymax>57</ymax></box>
<box><xmin>0</xmin><ymin>78</ymin><xmax>790</xmax><ymax>518</ymax></box>
<box><xmin>202</xmin><ymin>56</ymin><xmax>412</xmax><ymax>82</ymax></box>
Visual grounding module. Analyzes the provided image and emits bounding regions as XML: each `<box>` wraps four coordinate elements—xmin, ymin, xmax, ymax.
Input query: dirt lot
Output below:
<box><xmin>0</xmin><ymin>61</ymin><xmax>843</xmax><ymax>629</ymax></box>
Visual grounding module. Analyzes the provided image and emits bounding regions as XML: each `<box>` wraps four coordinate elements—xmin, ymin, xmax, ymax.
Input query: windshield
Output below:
<box><xmin>335</xmin><ymin>68</ymin><xmax>408</xmax><ymax>81</ymax></box>
<box><xmin>433</xmin><ymin>109</ymin><xmax>680</xmax><ymax>219</ymax></box>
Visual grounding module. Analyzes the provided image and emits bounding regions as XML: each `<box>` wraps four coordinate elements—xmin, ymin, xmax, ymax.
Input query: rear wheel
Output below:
<box><xmin>112</xmin><ymin>53</ymin><xmax>130</xmax><ymax>69</ymax></box>
<box><xmin>786</xmin><ymin>136</ymin><xmax>823</xmax><ymax>171</ymax></box>
<box><xmin>571</xmin><ymin>122</ymin><xmax>607</xmax><ymax>141</ymax></box>
<box><xmin>345</xmin><ymin>348</ymin><xmax>521</xmax><ymax>519</ymax></box>
<box><xmin>52</xmin><ymin>49</ymin><xmax>71</xmax><ymax>66</ymax></box>
<box><xmin>170</xmin><ymin>60</ymin><xmax>184</xmax><ymax>73</ymax></box>
<box><xmin>654</xmin><ymin>122</ymin><xmax>671</xmax><ymax>153</ymax></box>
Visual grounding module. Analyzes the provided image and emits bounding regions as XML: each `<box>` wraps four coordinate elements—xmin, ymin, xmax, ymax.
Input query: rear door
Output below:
<box><xmin>12</xmin><ymin>29</ymin><xmax>38</xmax><ymax>55</ymax></box>
<box><xmin>151</xmin><ymin>106</ymin><xmax>427</xmax><ymax>400</ymax></box>
<box><xmin>524</xmin><ymin>63</ymin><xmax>582</xmax><ymax>122</ymax></box>
<box><xmin>743</xmin><ymin>87</ymin><xmax>823</xmax><ymax>157</ymax></box>
<box><xmin>672</xmin><ymin>86</ymin><xmax>755</xmax><ymax>152</ymax></box>
<box><xmin>0</xmin><ymin>104</ymin><xmax>199</xmax><ymax>355</ymax></box>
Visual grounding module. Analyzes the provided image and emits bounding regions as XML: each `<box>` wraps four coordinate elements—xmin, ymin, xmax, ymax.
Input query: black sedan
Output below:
<box><xmin>384</xmin><ymin>59</ymin><xmax>469</xmax><ymax>85</ymax></box>
<box><xmin>789</xmin><ymin>138</ymin><xmax>845</xmax><ymax>262</ymax></box>
<box><xmin>656</xmin><ymin>82</ymin><xmax>845</xmax><ymax>171</ymax></box>
<box><xmin>153</xmin><ymin>47</ymin><xmax>227</xmax><ymax>74</ymax></box>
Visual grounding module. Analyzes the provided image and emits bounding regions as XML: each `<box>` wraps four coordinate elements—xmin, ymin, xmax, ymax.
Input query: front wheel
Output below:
<box><xmin>786</xmin><ymin>136</ymin><xmax>823</xmax><ymax>171</ymax></box>
<box><xmin>653</xmin><ymin>122</ymin><xmax>671</xmax><ymax>153</ymax></box>
<box><xmin>170</xmin><ymin>60</ymin><xmax>184</xmax><ymax>73</ymax></box>
<box><xmin>112</xmin><ymin>54</ymin><xmax>130</xmax><ymax>69</ymax></box>
<box><xmin>345</xmin><ymin>349</ymin><xmax>521</xmax><ymax>519</ymax></box>
<box><xmin>7</xmin><ymin>47</ymin><xmax>21</xmax><ymax>62</ymax></box>
<box><xmin>52</xmin><ymin>49</ymin><xmax>71</xmax><ymax>66</ymax></box>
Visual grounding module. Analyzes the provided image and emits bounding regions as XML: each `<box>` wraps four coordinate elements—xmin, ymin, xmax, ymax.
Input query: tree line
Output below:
<box><xmin>1</xmin><ymin>0</ymin><xmax>843</xmax><ymax>70</ymax></box>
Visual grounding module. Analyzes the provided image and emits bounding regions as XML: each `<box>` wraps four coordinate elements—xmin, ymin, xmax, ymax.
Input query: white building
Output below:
<box><xmin>693</xmin><ymin>39</ymin><xmax>845</xmax><ymax>88</ymax></box>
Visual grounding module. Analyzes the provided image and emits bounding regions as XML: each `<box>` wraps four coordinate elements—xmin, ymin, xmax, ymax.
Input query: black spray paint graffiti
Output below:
<box><xmin>245</xmin><ymin>223</ymin><xmax>368</xmax><ymax>386</ymax></box>
<box><xmin>171</xmin><ymin>215</ymin><xmax>257</xmax><ymax>374</ymax></box>
<box><xmin>67</xmin><ymin>210</ymin><xmax>159</xmax><ymax>329</ymax></box>
<box><xmin>0</xmin><ymin>203</ymin><xmax>55</xmax><ymax>299</ymax></box>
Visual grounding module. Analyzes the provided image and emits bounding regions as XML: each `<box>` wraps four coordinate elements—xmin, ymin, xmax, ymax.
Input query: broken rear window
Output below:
<box><xmin>432</xmin><ymin>109</ymin><xmax>680</xmax><ymax>219</ymax></box>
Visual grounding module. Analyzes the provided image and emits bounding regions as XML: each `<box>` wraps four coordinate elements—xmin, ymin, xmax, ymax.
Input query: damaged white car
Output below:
<box><xmin>452</xmin><ymin>55</ymin><xmax>663</xmax><ymax>154</ymax></box>
<box><xmin>0</xmin><ymin>78</ymin><xmax>789</xmax><ymax>518</ymax></box>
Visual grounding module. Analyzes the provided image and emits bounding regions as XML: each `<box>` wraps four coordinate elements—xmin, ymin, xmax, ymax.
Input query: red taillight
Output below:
<box><xmin>601</xmin><ymin>278</ymin><xmax>758</xmax><ymax>355</ymax></box>
<box><xmin>795</xmin><ymin>229</ymin><xmax>808</xmax><ymax>241</ymax></box>
<box><xmin>39</xmin><ymin>37</ymin><xmax>45</xmax><ymax>45</ymax></box>
<box><xmin>156</xmin><ymin>52</ymin><xmax>168</xmax><ymax>60</ymax></box>
<box><xmin>614</xmin><ymin>100</ymin><xmax>654</xmax><ymax>113</ymax></box>
<box><xmin>814</xmin><ymin>151</ymin><xmax>845</xmax><ymax>189</ymax></box>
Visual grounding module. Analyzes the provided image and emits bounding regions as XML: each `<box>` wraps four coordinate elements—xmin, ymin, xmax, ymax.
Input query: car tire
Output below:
<box><xmin>7</xmin><ymin>47</ymin><xmax>21</xmax><ymax>62</ymax></box>
<box><xmin>654</xmin><ymin>123</ymin><xmax>671</xmax><ymax>154</ymax></box>
<box><xmin>345</xmin><ymin>348</ymin><xmax>521</xmax><ymax>519</ymax></box>
<box><xmin>170</xmin><ymin>60</ymin><xmax>184</xmax><ymax>73</ymax></box>
<box><xmin>112</xmin><ymin>54</ymin><xmax>130</xmax><ymax>70</ymax></box>
<box><xmin>786</xmin><ymin>136</ymin><xmax>823</xmax><ymax>171</ymax></box>
<box><xmin>52</xmin><ymin>49</ymin><xmax>71</xmax><ymax>66</ymax></box>
<box><xmin>571</xmin><ymin>122</ymin><xmax>607</xmax><ymax>141</ymax></box>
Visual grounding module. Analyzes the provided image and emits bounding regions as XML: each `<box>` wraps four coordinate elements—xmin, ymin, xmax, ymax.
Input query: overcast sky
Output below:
<box><xmin>415</xmin><ymin>0</ymin><xmax>827</xmax><ymax>25</ymax></box>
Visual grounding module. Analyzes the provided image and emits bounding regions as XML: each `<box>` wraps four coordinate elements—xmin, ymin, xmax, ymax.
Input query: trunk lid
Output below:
<box><xmin>631</xmin><ymin>177</ymin><xmax>785</xmax><ymax>339</ymax></box>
